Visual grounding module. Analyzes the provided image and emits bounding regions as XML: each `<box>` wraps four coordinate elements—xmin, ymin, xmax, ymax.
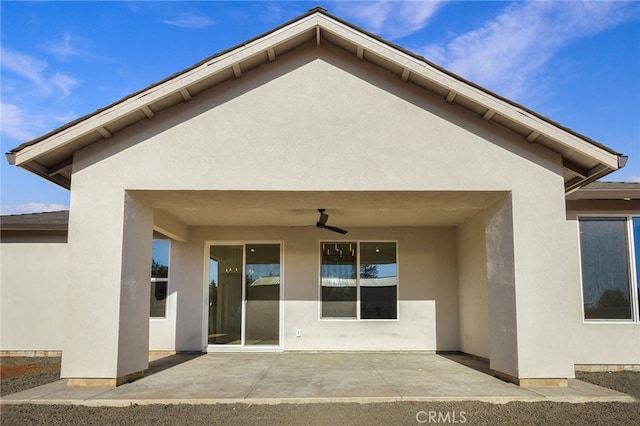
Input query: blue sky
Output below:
<box><xmin>1</xmin><ymin>1</ymin><xmax>639</xmax><ymax>215</ymax></box>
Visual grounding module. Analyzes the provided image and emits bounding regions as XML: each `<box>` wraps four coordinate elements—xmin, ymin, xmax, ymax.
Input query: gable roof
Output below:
<box><xmin>0</xmin><ymin>210</ymin><xmax>69</xmax><ymax>231</ymax></box>
<box><xmin>6</xmin><ymin>7</ymin><xmax>626</xmax><ymax>193</ymax></box>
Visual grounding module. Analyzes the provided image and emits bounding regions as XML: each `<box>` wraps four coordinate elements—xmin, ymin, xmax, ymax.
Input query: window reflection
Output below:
<box><xmin>579</xmin><ymin>219</ymin><xmax>632</xmax><ymax>320</ymax></box>
<box><xmin>321</xmin><ymin>243</ymin><xmax>357</xmax><ymax>318</ymax></box>
<box><xmin>360</xmin><ymin>242</ymin><xmax>397</xmax><ymax>319</ymax></box>
<box><xmin>150</xmin><ymin>240</ymin><xmax>169</xmax><ymax>318</ymax></box>
<box><xmin>320</xmin><ymin>242</ymin><xmax>398</xmax><ymax>320</ymax></box>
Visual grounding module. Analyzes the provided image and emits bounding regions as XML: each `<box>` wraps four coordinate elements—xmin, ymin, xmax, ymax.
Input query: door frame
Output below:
<box><xmin>202</xmin><ymin>240</ymin><xmax>284</xmax><ymax>352</ymax></box>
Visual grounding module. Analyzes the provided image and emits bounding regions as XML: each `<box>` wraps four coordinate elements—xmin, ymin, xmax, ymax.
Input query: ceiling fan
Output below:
<box><xmin>316</xmin><ymin>209</ymin><xmax>348</xmax><ymax>234</ymax></box>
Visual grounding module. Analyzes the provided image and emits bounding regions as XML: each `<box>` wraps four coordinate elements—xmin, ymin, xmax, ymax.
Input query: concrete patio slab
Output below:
<box><xmin>1</xmin><ymin>353</ymin><xmax>635</xmax><ymax>406</ymax></box>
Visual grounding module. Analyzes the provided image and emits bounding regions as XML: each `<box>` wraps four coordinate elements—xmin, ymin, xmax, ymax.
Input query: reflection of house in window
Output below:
<box><xmin>247</xmin><ymin>276</ymin><xmax>280</xmax><ymax>305</ymax></box>
<box><xmin>360</xmin><ymin>276</ymin><xmax>398</xmax><ymax>320</ymax></box>
<box><xmin>585</xmin><ymin>289</ymin><xmax>631</xmax><ymax>320</ymax></box>
<box><xmin>321</xmin><ymin>241</ymin><xmax>398</xmax><ymax>320</ymax></box>
<box><xmin>249</xmin><ymin>276</ymin><xmax>280</xmax><ymax>286</ymax></box>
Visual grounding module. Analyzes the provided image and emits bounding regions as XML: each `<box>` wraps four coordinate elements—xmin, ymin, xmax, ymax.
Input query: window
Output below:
<box><xmin>150</xmin><ymin>240</ymin><xmax>169</xmax><ymax>318</ymax></box>
<box><xmin>579</xmin><ymin>217</ymin><xmax>639</xmax><ymax>321</ymax></box>
<box><xmin>320</xmin><ymin>241</ymin><xmax>397</xmax><ymax>320</ymax></box>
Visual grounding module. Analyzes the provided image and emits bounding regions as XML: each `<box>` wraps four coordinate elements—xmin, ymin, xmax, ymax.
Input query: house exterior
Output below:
<box><xmin>2</xmin><ymin>8</ymin><xmax>639</xmax><ymax>387</ymax></box>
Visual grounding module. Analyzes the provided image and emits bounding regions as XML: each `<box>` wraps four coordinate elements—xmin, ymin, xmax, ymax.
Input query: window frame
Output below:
<box><xmin>577</xmin><ymin>215</ymin><xmax>640</xmax><ymax>324</ymax></box>
<box><xmin>150</xmin><ymin>239</ymin><xmax>170</xmax><ymax>320</ymax></box>
<box><xmin>318</xmin><ymin>240</ymin><xmax>399</xmax><ymax>322</ymax></box>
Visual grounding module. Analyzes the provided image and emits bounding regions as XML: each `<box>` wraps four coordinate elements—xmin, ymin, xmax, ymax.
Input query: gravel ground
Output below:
<box><xmin>2</xmin><ymin>400</ymin><xmax>640</xmax><ymax>425</ymax></box>
<box><xmin>2</xmin><ymin>357</ymin><xmax>640</xmax><ymax>425</ymax></box>
<box><xmin>576</xmin><ymin>370</ymin><xmax>640</xmax><ymax>400</ymax></box>
<box><xmin>0</xmin><ymin>357</ymin><xmax>61</xmax><ymax>397</ymax></box>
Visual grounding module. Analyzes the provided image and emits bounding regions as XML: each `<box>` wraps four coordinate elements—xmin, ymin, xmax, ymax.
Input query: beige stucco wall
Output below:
<box><xmin>566</xmin><ymin>202</ymin><xmax>640</xmax><ymax>365</ymax></box>
<box><xmin>61</xmin><ymin>190</ymin><xmax>152</xmax><ymax>379</ymax></box>
<box><xmin>146</xmin><ymin>226</ymin><xmax>457</xmax><ymax>352</ymax></box>
<box><xmin>0</xmin><ymin>243</ymin><xmax>67</xmax><ymax>351</ymax></box>
<box><xmin>149</xmin><ymin>270</ymin><xmax>178</xmax><ymax>351</ymax></box>
<box><xmin>179</xmin><ymin>226</ymin><xmax>456</xmax><ymax>352</ymax></box>
<box><xmin>511</xmin><ymin>189</ymin><xmax>578</xmax><ymax>379</ymax></box>
<box><xmin>64</xmin><ymin>40</ymin><xmax>575</xmax><ymax>379</ymax></box>
<box><xmin>456</xmin><ymin>211</ymin><xmax>489</xmax><ymax>359</ymax></box>
<box><xmin>0</xmin><ymin>234</ymin><xmax>181</xmax><ymax>354</ymax></box>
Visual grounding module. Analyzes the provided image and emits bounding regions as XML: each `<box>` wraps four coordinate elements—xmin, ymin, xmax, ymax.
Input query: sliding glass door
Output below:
<box><xmin>208</xmin><ymin>243</ymin><xmax>281</xmax><ymax>348</ymax></box>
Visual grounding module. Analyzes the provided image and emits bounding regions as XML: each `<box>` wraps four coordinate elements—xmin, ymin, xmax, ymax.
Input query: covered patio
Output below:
<box><xmin>1</xmin><ymin>353</ymin><xmax>632</xmax><ymax>405</ymax></box>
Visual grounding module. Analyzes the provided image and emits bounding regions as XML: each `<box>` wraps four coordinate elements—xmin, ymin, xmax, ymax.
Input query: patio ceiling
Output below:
<box><xmin>133</xmin><ymin>190</ymin><xmax>507</xmax><ymax>228</ymax></box>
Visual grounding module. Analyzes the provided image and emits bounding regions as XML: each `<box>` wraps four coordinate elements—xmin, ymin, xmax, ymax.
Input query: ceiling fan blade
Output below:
<box><xmin>323</xmin><ymin>224</ymin><xmax>348</xmax><ymax>235</ymax></box>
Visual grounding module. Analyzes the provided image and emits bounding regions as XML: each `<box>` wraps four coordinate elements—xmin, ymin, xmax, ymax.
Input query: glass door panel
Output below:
<box><xmin>208</xmin><ymin>243</ymin><xmax>281</xmax><ymax>348</ymax></box>
<box><xmin>208</xmin><ymin>245</ymin><xmax>243</xmax><ymax>345</ymax></box>
<box><xmin>245</xmin><ymin>244</ymin><xmax>280</xmax><ymax>345</ymax></box>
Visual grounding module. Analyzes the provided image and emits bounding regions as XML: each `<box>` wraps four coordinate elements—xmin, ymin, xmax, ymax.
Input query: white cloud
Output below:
<box><xmin>51</xmin><ymin>72</ymin><xmax>80</xmax><ymax>98</ymax></box>
<box><xmin>163</xmin><ymin>13</ymin><xmax>214</xmax><ymax>29</ymax></box>
<box><xmin>0</xmin><ymin>102</ymin><xmax>78</xmax><ymax>143</ymax></box>
<box><xmin>1</xmin><ymin>46</ymin><xmax>80</xmax><ymax>99</ymax></box>
<box><xmin>43</xmin><ymin>32</ymin><xmax>80</xmax><ymax>59</ymax></box>
<box><xmin>0</xmin><ymin>47</ymin><xmax>51</xmax><ymax>95</ymax></box>
<box><xmin>336</xmin><ymin>0</ymin><xmax>444</xmax><ymax>39</ymax></box>
<box><xmin>421</xmin><ymin>1</ymin><xmax>636</xmax><ymax>102</ymax></box>
<box><xmin>40</xmin><ymin>32</ymin><xmax>106</xmax><ymax>64</ymax></box>
<box><xmin>53</xmin><ymin>111</ymin><xmax>79</xmax><ymax>124</ymax></box>
<box><xmin>1</xmin><ymin>47</ymin><xmax>81</xmax><ymax>142</ymax></box>
<box><xmin>0</xmin><ymin>103</ymin><xmax>36</xmax><ymax>141</ymax></box>
<box><xmin>1</xmin><ymin>203</ymin><xmax>68</xmax><ymax>215</ymax></box>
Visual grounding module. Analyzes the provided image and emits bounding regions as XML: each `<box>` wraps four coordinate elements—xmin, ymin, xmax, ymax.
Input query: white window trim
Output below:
<box><xmin>150</xmin><ymin>239</ymin><xmax>170</xmax><ymax>320</ymax></box>
<box><xmin>318</xmin><ymin>240</ymin><xmax>400</xmax><ymax>322</ymax></box>
<box><xmin>577</xmin><ymin>215</ymin><xmax>640</xmax><ymax>324</ymax></box>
